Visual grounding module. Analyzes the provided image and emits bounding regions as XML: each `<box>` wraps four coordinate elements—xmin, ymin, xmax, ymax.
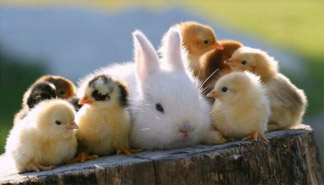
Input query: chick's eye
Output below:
<box><xmin>59</xmin><ymin>90</ymin><xmax>65</xmax><ymax>95</ymax></box>
<box><xmin>155</xmin><ymin>103</ymin><xmax>164</xmax><ymax>113</ymax></box>
<box><xmin>203</xmin><ymin>40</ymin><xmax>209</xmax><ymax>45</ymax></box>
<box><xmin>241</xmin><ymin>60</ymin><xmax>247</xmax><ymax>65</ymax></box>
<box><xmin>55</xmin><ymin>120</ymin><xmax>62</xmax><ymax>125</ymax></box>
<box><xmin>221</xmin><ymin>87</ymin><xmax>228</xmax><ymax>92</ymax></box>
<box><xmin>92</xmin><ymin>90</ymin><xmax>108</xmax><ymax>101</ymax></box>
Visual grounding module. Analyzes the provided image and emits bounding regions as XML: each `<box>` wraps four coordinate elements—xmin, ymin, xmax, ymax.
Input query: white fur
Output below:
<box><xmin>92</xmin><ymin>78</ymin><xmax>110</xmax><ymax>95</ymax></box>
<box><xmin>78</xmin><ymin>29</ymin><xmax>211</xmax><ymax>150</ymax></box>
<box><xmin>158</xmin><ymin>26</ymin><xmax>197</xmax><ymax>82</ymax></box>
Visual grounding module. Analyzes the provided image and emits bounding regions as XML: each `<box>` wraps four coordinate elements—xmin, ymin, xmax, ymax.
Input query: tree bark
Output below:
<box><xmin>0</xmin><ymin>124</ymin><xmax>323</xmax><ymax>185</ymax></box>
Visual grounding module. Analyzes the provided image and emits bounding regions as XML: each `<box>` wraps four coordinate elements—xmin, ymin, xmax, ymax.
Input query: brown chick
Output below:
<box><xmin>225</xmin><ymin>46</ymin><xmax>307</xmax><ymax>131</ymax></box>
<box><xmin>199</xmin><ymin>40</ymin><xmax>243</xmax><ymax>95</ymax></box>
<box><xmin>177</xmin><ymin>21</ymin><xmax>223</xmax><ymax>76</ymax></box>
<box><xmin>14</xmin><ymin>75</ymin><xmax>76</xmax><ymax>123</ymax></box>
<box><xmin>34</xmin><ymin>75</ymin><xmax>76</xmax><ymax>99</ymax></box>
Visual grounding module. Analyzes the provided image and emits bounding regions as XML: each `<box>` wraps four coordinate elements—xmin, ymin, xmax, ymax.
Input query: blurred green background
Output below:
<box><xmin>1</xmin><ymin>0</ymin><xmax>323</xmax><ymax>165</ymax></box>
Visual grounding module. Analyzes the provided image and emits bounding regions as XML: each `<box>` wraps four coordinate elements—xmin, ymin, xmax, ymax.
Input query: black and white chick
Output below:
<box><xmin>70</xmin><ymin>75</ymin><xmax>138</xmax><ymax>163</ymax></box>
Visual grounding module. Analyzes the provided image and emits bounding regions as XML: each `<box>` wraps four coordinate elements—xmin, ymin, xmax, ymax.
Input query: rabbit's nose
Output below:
<box><xmin>179</xmin><ymin>121</ymin><xmax>194</xmax><ymax>135</ymax></box>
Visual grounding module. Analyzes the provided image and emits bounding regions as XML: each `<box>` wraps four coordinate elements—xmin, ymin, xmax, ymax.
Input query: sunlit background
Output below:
<box><xmin>1</xmin><ymin>0</ymin><xmax>323</xmax><ymax>167</ymax></box>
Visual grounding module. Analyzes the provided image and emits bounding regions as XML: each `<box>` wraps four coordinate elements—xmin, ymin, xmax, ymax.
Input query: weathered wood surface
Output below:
<box><xmin>0</xmin><ymin>124</ymin><xmax>323</xmax><ymax>185</ymax></box>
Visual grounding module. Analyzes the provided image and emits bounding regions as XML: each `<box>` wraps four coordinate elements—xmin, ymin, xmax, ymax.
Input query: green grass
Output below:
<box><xmin>0</xmin><ymin>54</ymin><xmax>46</xmax><ymax>154</ymax></box>
<box><xmin>185</xmin><ymin>0</ymin><xmax>324</xmax><ymax>60</ymax></box>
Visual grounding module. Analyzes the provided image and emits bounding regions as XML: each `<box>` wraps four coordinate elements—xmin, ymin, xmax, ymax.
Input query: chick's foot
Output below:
<box><xmin>28</xmin><ymin>164</ymin><xmax>40</xmax><ymax>172</ymax></box>
<box><xmin>35</xmin><ymin>163</ymin><xmax>55</xmax><ymax>171</ymax></box>
<box><xmin>68</xmin><ymin>152</ymin><xmax>99</xmax><ymax>164</ymax></box>
<box><xmin>117</xmin><ymin>148</ymin><xmax>141</xmax><ymax>156</ymax></box>
<box><xmin>242</xmin><ymin>131</ymin><xmax>269</xmax><ymax>143</ymax></box>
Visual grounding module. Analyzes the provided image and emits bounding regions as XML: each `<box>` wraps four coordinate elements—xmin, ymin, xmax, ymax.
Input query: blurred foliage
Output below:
<box><xmin>186</xmin><ymin>0</ymin><xmax>324</xmax><ymax>60</ymax></box>
<box><xmin>0</xmin><ymin>54</ymin><xmax>46</xmax><ymax>154</ymax></box>
<box><xmin>282</xmin><ymin>56</ymin><xmax>324</xmax><ymax>117</ymax></box>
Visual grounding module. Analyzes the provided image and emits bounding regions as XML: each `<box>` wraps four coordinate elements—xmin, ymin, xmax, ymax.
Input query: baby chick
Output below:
<box><xmin>177</xmin><ymin>21</ymin><xmax>223</xmax><ymax>76</ymax></box>
<box><xmin>26</xmin><ymin>82</ymin><xmax>57</xmax><ymax>109</ymax></box>
<box><xmin>5</xmin><ymin>99</ymin><xmax>78</xmax><ymax>173</ymax></box>
<box><xmin>14</xmin><ymin>75</ymin><xmax>76</xmax><ymax>123</ymax></box>
<box><xmin>34</xmin><ymin>75</ymin><xmax>76</xmax><ymax>99</ymax></box>
<box><xmin>225</xmin><ymin>47</ymin><xmax>307</xmax><ymax>131</ymax></box>
<box><xmin>14</xmin><ymin>82</ymin><xmax>57</xmax><ymax>123</ymax></box>
<box><xmin>199</xmin><ymin>40</ymin><xmax>243</xmax><ymax>94</ymax></box>
<box><xmin>71</xmin><ymin>75</ymin><xmax>135</xmax><ymax>163</ymax></box>
<box><xmin>207</xmin><ymin>71</ymin><xmax>270</xmax><ymax>142</ymax></box>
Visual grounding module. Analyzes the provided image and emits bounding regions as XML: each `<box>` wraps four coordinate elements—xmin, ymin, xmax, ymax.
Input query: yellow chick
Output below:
<box><xmin>5</xmin><ymin>99</ymin><xmax>78</xmax><ymax>173</ymax></box>
<box><xmin>207</xmin><ymin>71</ymin><xmax>271</xmax><ymax>142</ymax></box>
<box><xmin>71</xmin><ymin>75</ymin><xmax>136</xmax><ymax>163</ymax></box>
<box><xmin>225</xmin><ymin>47</ymin><xmax>307</xmax><ymax>131</ymax></box>
<box><xmin>173</xmin><ymin>21</ymin><xmax>223</xmax><ymax>77</ymax></box>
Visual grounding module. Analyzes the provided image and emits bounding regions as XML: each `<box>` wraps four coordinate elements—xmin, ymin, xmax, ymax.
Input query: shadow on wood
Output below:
<box><xmin>0</xmin><ymin>124</ymin><xmax>323</xmax><ymax>185</ymax></box>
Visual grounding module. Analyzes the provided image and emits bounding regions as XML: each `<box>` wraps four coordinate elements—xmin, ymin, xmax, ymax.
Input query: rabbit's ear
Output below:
<box><xmin>164</xmin><ymin>28</ymin><xmax>185</xmax><ymax>71</ymax></box>
<box><xmin>133</xmin><ymin>30</ymin><xmax>159</xmax><ymax>81</ymax></box>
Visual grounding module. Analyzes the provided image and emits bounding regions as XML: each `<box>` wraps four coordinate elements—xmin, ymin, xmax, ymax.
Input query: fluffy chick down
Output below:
<box><xmin>76</xmin><ymin>75</ymin><xmax>131</xmax><ymax>156</ymax></box>
<box><xmin>209</xmin><ymin>71</ymin><xmax>271</xmax><ymax>140</ymax></box>
<box><xmin>6</xmin><ymin>99</ymin><xmax>78</xmax><ymax>172</ymax></box>
<box><xmin>226</xmin><ymin>47</ymin><xmax>307</xmax><ymax>131</ymax></box>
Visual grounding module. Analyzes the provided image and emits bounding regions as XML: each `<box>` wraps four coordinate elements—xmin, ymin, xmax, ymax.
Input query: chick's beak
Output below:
<box><xmin>206</xmin><ymin>91</ymin><xmax>219</xmax><ymax>98</ymax></box>
<box><xmin>67</xmin><ymin>121</ymin><xmax>78</xmax><ymax>130</ymax></box>
<box><xmin>213</xmin><ymin>43</ymin><xmax>223</xmax><ymax>50</ymax></box>
<box><xmin>79</xmin><ymin>97</ymin><xmax>93</xmax><ymax>104</ymax></box>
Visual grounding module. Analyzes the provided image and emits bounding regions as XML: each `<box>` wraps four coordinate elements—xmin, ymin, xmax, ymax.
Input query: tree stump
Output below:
<box><xmin>0</xmin><ymin>124</ymin><xmax>323</xmax><ymax>185</ymax></box>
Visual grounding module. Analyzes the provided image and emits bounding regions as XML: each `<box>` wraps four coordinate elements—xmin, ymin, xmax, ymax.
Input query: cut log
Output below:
<box><xmin>0</xmin><ymin>124</ymin><xmax>323</xmax><ymax>185</ymax></box>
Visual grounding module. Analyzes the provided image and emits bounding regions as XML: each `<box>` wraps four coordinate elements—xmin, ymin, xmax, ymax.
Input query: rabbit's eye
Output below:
<box><xmin>55</xmin><ymin>120</ymin><xmax>62</xmax><ymax>125</ymax></box>
<box><xmin>241</xmin><ymin>60</ymin><xmax>247</xmax><ymax>65</ymax></box>
<box><xmin>155</xmin><ymin>103</ymin><xmax>164</xmax><ymax>113</ymax></box>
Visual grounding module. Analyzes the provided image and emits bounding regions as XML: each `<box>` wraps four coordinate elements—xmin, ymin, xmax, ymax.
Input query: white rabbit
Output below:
<box><xmin>78</xmin><ymin>28</ymin><xmax>219</xmax><ymax>150</ymax></box>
